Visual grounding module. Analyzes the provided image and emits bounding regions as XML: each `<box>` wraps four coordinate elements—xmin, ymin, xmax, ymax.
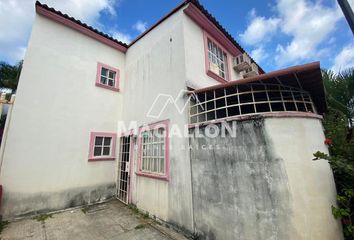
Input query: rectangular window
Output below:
<box><xmin>207</xmin><ymin>39</ymin><xmax>228</xmax><ymax>80</ymax></box>
<box><xmin>88</xmin><ymin>132</ymin><xmax>116</xmax><ymax>161</ymax></box>
<box><xmin>137</xmin><ymin>120</ymin><xmax>169</xmax><ymax>181</ymax></box>
<box><xmin>96</xmin><ymin>63</ymin><xmax>120</xmax><ymax>91</ymax></box>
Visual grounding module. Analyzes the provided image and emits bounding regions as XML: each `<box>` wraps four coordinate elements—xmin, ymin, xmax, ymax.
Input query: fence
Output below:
<box><xmin>0</xmin><ymin>93</ymin><xmax>16</xmax><ymax>174</ymax></box>
<box><xmin>189</xmin><ymin>83</ymin><xmax>316</xmax><ymax>125</ymax></box>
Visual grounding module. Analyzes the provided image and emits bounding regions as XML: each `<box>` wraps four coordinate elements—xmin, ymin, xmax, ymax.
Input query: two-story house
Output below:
<box><xmin>0</xmin><ymin>1</ymin><xmax>343</xmax><ymax>239</ymax></box>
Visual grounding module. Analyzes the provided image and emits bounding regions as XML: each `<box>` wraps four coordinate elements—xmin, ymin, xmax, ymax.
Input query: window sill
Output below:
<box><xmin>136</xmin><ymin>171</ymin><xmax>169</xmax><ymax>181</ymax></box>
<box><xmin>95</xmin><ymin>82</ymin><xmax>120</xmax><ymax>92</ymax></box>
<box><xmin>88</xmin><ymin>156</ymin><xmax>116</xmax><ymax>162</ymax></box>
<box><xmin>206</xmin><ymin>70</ymin><xmax>228</xmax><ymax>83</ymax></box>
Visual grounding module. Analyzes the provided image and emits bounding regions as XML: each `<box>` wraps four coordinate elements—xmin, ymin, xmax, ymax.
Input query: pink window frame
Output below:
<box><xmin>136</xmin><ymin>119</ymin><xmax>169</xmax><ymax>181</ymax></box>
<box><xmin>88</xmin><ymin>132</ymin><xmax>117</xmax><ymax>161</ymax></box>
<box><xmin>203</xmin><ymin>30</ymin><xmax>232</xmax><ymax>83</ymax></box>
<box><xmin>96</xmin><ymin>62</ymin><xmax>120</xmax><ymax>92</ymax></box>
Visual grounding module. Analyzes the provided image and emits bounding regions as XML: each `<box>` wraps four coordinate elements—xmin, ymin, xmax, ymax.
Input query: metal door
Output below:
<box><xmin>117</xmin><ymin>135</ymin><xmax>131</xmax><ymax>203</ymax></box>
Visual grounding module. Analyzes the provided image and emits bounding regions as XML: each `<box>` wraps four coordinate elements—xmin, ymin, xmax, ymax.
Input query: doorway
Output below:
<box><xmin>117</xmin><ymin>134</ymin><xmax>132</xmax><ymax>203</ymax></box>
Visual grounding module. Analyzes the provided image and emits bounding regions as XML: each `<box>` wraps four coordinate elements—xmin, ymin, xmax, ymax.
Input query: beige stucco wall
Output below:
<box><xmin>0</xmin><ymin>14</ymin><xmax>125</xmax><ymax>218</ymax></box>
<box><xmin>265</xmin><ymin>117</ymin><xmax>343</xmax><ymax>240</ymax></box>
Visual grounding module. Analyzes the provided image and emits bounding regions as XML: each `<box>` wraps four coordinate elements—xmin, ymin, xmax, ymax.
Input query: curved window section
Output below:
<box><xmin>189</xmin><ymin>83</ymin><xmax>316</xmax><ymax>124</ymax></box>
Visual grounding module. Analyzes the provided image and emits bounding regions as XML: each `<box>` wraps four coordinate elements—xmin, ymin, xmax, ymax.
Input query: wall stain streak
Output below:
<box><xmin>2</xmin><ymin>183</ymin><xmax>115</xmax><ymax>220</ymax></box>
<box><xmin>189</xmin><ymin>119</ymin><xmax>291</xmax><ymax>240</ymax></box>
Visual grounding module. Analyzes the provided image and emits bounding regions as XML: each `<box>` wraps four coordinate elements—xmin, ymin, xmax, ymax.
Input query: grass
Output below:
<box><xmin>81</xmin><ymin>206</ymin><xmax>89</xmax><ymax>214</ymax></box>
<box><xmin>134</xmin><ymin>224</ymin><xmax>146</xmax><ymax>229</ymax></box>
<box><xmin>32</xmin><ymin>214</ymin><xmax>52</xmax><ymax>223</ymax></box>
<box><xmin>0</xmin><ymin>221</ymin><xmax>9</xmax><ymax>234</ymax></box>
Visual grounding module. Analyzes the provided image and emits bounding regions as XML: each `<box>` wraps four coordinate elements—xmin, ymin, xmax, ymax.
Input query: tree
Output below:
<box><xmin>0</xmin><ymin>61</ymin><xmax>23</xmax><ymax>93</ymax></box>
<box><xmin>314</xmin><ymin>68</ymin><xmax>354</xmax><ymax>239</ymax></box>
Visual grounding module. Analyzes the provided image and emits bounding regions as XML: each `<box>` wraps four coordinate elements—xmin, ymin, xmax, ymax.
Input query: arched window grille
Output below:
<box><xmin>189</xmin><ymin>83</ymin><xmax>316</xmax><ymax>124</ymax></box>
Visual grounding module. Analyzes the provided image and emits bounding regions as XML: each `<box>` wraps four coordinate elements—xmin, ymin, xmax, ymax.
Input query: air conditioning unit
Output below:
<box><xmin>209</xmin><ymin>62</ymin><xmax>220</xmax><ymax>75</ymax></box>
<box><xmin>233</xmin><ymin>53</ymin><xmax>251</xmax><ymax>72</ymax></box>
<box><xmin>242</xmin><ymin>63</ymin><xmax>259</xmax><ymax>78</ymax></box>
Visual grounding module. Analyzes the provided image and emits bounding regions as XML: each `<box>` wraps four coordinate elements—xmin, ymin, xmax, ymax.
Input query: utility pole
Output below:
<box><xmin>337</xmin><ymin>0</ymin><xmax>354</xmax><ymax>34</ymax></box>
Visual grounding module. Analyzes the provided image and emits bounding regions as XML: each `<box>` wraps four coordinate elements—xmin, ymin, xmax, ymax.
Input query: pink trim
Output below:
<box><xmin>188</xmin><ymin>112</ymin><xmax>323</xmax><ymax>128</ymax></box>
<box><xmin>136</xmin><ymin>119</ymin><xmax>170</xmax><ymax>181</ymax></box>
<box><xmin>203</xmin><ymin>31</ymin><xmax>231</xmax><ymax>83</ymax></box>
<box><xmin>96</xmin><ymin>62</ymin><xmax>120</xmax><ymax>92</ymax></box>
<box><xmin>88</xmin><ymin>132</ymin><xmax>117</xmax><ymax>161</ymax></box>
<box><xmin>36</xmin><ymin>5</ymin><xmax>127</xmax><ymax>53</ymax></box>
<box><xmin>184</xmin><ymin>4</ymin><xmax>242</xmax><ymax>57</ymax></box>
<box><xmin>193</xmin><ymin>62</ymin><xmax>321</xmax><ymax>94</ymax></box>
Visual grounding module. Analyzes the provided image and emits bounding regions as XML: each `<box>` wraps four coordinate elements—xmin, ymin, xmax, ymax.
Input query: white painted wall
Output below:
<box><xmin>0</xmin><ymin>14</ymin><xmax>125</xmax><ymax>217</ymax></box>
<box><xmin>123</xmin><ymin>7</ymin><xmax>194</xmax><ymax>231</ymax></box>
<box><xmin>265</xmin><ymin>117</ymin><xmax>343</xmax><ymax>240</ymax></box>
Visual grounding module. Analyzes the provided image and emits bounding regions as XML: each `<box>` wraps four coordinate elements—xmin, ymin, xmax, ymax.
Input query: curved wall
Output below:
<box><xmin>189</xmin><ymin>116</ymin><xmax>342</xmax><ymax>239</ymax></box>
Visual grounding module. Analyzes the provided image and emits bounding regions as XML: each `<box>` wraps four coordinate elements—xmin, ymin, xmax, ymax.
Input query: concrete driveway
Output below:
<box><xmin>1</xmin><ymin>200</ymin><xmax>189</xmax><ymax>240</ymax></box>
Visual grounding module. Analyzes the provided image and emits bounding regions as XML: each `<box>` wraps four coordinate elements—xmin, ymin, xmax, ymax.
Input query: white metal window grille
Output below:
<box><xmin>94</xmin><ymin>136</ymin><xmax>112</xmax><ymax>157</ymax></box>
<box><xmin>100</xmin><ymin>67</ymin><xmax>116</xmax><ymax>87</ymax></box>
<box><xmin>141</xmin><ymin>128</ymin><xmax>165</xmax><ymax>174</ymax></box>
<box><xmin>189</xmin><ymin>83</ymin><xmax>316</xmax><ymax>124</ymax></box>
<box><xmin>207</xmin><ymin>39</ymin><xmax>228</xmax><ymax>80</ymax></box>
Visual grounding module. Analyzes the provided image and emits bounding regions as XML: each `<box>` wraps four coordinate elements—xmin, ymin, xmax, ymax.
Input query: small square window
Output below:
<box><xmin>96</xmin><ymin>63</ymin><xmax>120</xmax><ymax>92</ymax></box>
<box><xmin>89</xmin><ymin>132</ymin><xmax>117</xmax><ymax>161</ymax></box>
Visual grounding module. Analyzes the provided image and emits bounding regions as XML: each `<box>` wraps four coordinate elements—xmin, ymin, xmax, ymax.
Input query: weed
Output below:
<box><xmin>32</xmin><ymin>214</ymin><xmax>52</xmax><ymax>223</ymax></box>
<box><xmin>0</xmin><ymin>221</ymin><xmax>9</xmax><ymax>234</ymax></box>
<box><xmin>134</xmin><ymin>224</ymin><xmax>146</xmax><ymax>229</ymax></box>
<box><xmin>81</xmin><ymin>206</ymin><xmax>89</xmax><ymax>214</ymax></box>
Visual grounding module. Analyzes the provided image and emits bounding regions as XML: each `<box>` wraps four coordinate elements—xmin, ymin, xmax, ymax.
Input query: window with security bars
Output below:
<box><xmin>100</xmin><ymin>67</ymin><xmax>116</xmax><ymax>87</ymax></box>
<box><xmin>189</xmin><ymin>83</ymin><xmax>317</xmax><ymax>125</ymax></box>
<box><xmin>207</xmin><ymin>39</ymin><xmax>228</xmax><ymax>80</ymax></box>
<box><xmin>141</xmin><ymin>128</ymin><xmax>166</xmax><ymax>175</ymax></box>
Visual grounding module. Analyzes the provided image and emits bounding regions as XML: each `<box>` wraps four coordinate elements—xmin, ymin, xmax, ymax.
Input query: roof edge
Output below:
<box><xmin>193</xmin><ymin>61</ymin><xmax>321</xmax><ymax>93</ymax></box>
<box><xmin>129</xmin><ymin>0</ymin><xmax>192</xmax><ymax>47</ymax></box>
<box><xmin>35</xmin><ymin>1</ymin><xmax>128</xmax><ymax>53</ymax></box>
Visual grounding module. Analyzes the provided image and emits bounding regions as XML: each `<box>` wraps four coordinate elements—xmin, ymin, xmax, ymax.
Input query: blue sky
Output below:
<box><xmin>0</xmin><ymin>0</ymin><xmax>353</xmax><ymax>72</ymax></box>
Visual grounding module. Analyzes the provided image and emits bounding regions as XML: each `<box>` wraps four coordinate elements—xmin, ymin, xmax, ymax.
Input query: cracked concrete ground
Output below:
<box><xmin>0</xmin><ymin>199</ymin><xmax>189</xmax><ymax>240</ymax></box>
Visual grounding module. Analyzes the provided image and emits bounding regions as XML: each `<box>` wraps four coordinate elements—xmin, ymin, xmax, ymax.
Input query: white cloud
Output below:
<box><xmin>112</xmin><ymin>31</ymin><xmax>132</xmax><ymax>44</ymax></box>
<box><xmin>239</xmin><ymin>0</ymin><xmax>346</xmax><ymax>67</ymax></box>
<box><xmin>274</xmin><ymin>0</ymin><xmax>342</xmax><ymax>66</ymax></box>
<box><xmin>250</xmin><ymin>46</ymin><xmax>269</xmax><ymax>63</ymax></box>
<box><xmin>0</xmin><ymin>0</ymin><xmax>118</xmax><ymax>64</ymax></box>
<box><xmin>239</xmin><ymin>10</ymin><xmax>280</xmax><ymax>45</ymax></box>
<box><xmin>331</xmin><ymin>44</ymin><xmax>354</xmax><ymax>72</ymax></box>
<box><xmin>133</xmin><ymin>20</ymin><xmax>147</xmax><ymax>33</ymax></box>
<box><xmin>42</xmin><ymin>0</ymin><xmax>117</xmax><ymax>25</ymax></box>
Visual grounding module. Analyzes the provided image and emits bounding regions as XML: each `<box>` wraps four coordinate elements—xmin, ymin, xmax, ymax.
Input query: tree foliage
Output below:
<box><xmin>0</xmin><ymin>61</ymin><xmax>23</xmax><ymax>93</ymax></box>
<box><xmin>314</xmin><ymin>68</ymin><xmax>354</xmax><ymax>239</ymax></box>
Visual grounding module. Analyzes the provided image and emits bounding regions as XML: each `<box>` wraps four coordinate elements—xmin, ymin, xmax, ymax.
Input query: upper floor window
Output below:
<box><xmin>96</xmin><ymin>62</ymin><xmax>120</xmax><ymax>92</ymax></box>
<box><xmin>207</xmin><ymin>39</ymin><xmax>229</xmax><ymax>80</ymax></box>
<box><xmin>88</xmin><ymin>132</ymin><xmax>117</xmax><ymax>161</ymax></box>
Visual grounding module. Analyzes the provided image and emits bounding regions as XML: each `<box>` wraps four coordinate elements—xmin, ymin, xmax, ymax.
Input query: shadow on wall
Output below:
<box><xmin>189</xmin><ymin>119</ymin><xmax>293</xmax><ymax>239</ymax></box>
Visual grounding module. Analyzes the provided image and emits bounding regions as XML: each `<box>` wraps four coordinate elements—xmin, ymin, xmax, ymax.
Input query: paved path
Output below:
<box><xmin>1</xmin><ymin>200</ymin><xmax>189</xmax><ymax>240</ymax></box>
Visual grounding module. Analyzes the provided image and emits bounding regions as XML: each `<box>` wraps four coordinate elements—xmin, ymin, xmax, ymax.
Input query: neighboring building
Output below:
<box><xmin>0</xmin><ymin>0</ymin><xmax>343</xmax><ymax>239</ymax></box>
